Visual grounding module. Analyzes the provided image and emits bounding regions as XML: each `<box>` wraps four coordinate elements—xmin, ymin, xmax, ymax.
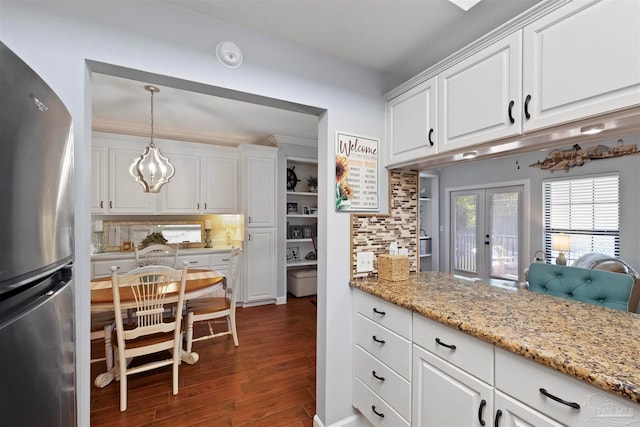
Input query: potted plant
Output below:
<box><xmin>307</xmin><ymin>176</ymin><xmax>317</xmax><ymax>192</ymax></box>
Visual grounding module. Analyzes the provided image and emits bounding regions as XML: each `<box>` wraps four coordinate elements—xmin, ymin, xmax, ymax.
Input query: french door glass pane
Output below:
<box><xmin>489</xmin><ymin>190</ymin><xmax>519</xmax><ymax>280</ymax></box>
<box><xmin>453</xmin><ymin>194</ymin><xmax>478</xmax><ymax>273</ymax></box>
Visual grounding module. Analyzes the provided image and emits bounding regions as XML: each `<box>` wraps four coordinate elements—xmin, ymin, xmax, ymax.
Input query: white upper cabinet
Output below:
<box><xmin>522</xmin><ymin>0</ymin><xmax>640</xmax><ymax>131</ymax></box>
<box><xmin>243</xmin><ymin>147</ymin><xmax>277</xmax><ymax>228</ymax></box>
<box><xmin>387</xmin><ymin>76</ymin><xmax>438</xmax><ymax>166</ymax></box>
<box><xmin>201</xmin><ymin>156</ymin><xmax>238</xmax><ymax>214</ymax></box>
<box><xmin>109</xmin><ymin>146</ymin><xmax>156</xmax><ymax>214</ymax></box>
<box><xmin>91</xmin><ymin>146</ymin><xmax>108</xmax><ymax>214</ymax></box>
<box><xmin>92</xmin><ymin>133</ymin><xmax>240</xmax><ymax>215</ymax></box>
<box><xmin>158</xmin><ymin>152</ymin><xmax>201</xmax><ymax>214</ymax></box>
<box><xmin>438</xmin><ymin>31</ymin><xmax>522</xmax><ymax>153</ymax></box>
<box><xmin>158</xmin><ymin>151</ymin><xmax>239</xmax><ymax>214</ymax></box>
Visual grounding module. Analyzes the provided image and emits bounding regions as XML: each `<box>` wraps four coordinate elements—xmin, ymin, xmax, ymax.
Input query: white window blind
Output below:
<box><xmin>543</xmin><ymin>173</ymin><xmax>620</xmax><ymax>263</ymax></box>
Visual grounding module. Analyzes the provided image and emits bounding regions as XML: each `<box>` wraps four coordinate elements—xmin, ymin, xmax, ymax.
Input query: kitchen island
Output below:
<box><xmin>350</xmin><ymin>271</ymin><xmax>640</xmax><ymax>423</ymax></box>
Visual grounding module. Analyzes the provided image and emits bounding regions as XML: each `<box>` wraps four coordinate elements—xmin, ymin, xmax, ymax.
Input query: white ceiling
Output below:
<box><xmin>92</xmin><ymin>0</ymin><xmax>542</xmax><ymax>146</ymax></box>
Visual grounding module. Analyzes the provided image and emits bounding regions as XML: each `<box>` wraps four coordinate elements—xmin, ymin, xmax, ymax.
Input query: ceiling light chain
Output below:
<box><xmin>129</xmin><ymin>85</ymin><xmax>175</xmax><ymax>193</ymax></box>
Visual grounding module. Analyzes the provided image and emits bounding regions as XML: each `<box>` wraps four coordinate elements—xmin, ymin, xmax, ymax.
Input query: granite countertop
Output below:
<box><xmin>350</xmin><ymin>272</ymin><xmax>640</xmax><ymax>404</ymax></box>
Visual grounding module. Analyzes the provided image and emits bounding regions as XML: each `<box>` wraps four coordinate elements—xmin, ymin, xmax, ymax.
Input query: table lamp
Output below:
<box><xmin>552</xmin><ymin>234</ymin><xmax>571</xmax><ymax>265</ymax></box>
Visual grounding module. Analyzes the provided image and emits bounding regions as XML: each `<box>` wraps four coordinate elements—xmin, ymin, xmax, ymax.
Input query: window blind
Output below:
<box><xmin>543</xmin><ymin>173</ymin><xmax>620</xmax><ymax>262</ymax></box>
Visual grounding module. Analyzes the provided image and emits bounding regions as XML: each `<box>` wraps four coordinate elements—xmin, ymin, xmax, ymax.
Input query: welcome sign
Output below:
<box><xmin>335</xmin><ymin>132</ymin><xmax>379</xmax><ymax>211</ymax></box>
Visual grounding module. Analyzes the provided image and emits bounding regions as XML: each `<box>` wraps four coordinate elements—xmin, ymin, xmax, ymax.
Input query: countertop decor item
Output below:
<box><xmin>287</xmin><ymin>166</ymin><xmax>300</xmax><ymax>191</ymax></box>
<box><xmin>129</xmin><ymin>85</ymin><xmax>175</xmax><ymax>193</ymax></box>
<box><xmin>138</xmin><ymin>232</ymin><xmax>168</xmax><ymax>249</ymax></box>
<box><xmin>378</xmin><ymin>254</ymin><xmax>409</xmax><ymax>281</ymax></box>
<box><xmin>307</xmin><ymin>176</ymin><xmax>317</xmax><ymax>192</ymax></box>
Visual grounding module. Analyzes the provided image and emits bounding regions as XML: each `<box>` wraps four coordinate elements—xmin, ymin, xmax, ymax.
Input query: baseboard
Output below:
<box><xmin>313</xmin><ymin>414</ymin><xmax>372</xmax><ymax>427</ymax></box>
<box><xmin>276</xmin><ymin>295</ymin><xmax>287</xmax><ymax>305</ymax></box>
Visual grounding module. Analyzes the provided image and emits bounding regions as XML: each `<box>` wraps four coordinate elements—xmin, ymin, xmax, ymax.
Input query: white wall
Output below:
<box><xmin>437</xmin><ymin>134</ymin><xmax>640</xmax><ymax>273</ymax></box>
<box><xmin>0</xmin><ymin>2</ymin><xmax>399</xmax><ymax>425</ymax></box>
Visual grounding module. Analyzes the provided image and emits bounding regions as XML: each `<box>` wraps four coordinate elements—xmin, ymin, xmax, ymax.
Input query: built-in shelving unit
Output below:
<box><xmin>285</xmin><ymin>157</ymin><xmax>318</xmax><ymax>269</ymax></box>
<box><xmin>419</xmin><ymin>173</ymin><xmax>439</xmax><ymax>272</ymax></box>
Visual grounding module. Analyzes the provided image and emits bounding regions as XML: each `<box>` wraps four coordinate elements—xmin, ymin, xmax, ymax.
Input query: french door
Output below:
<box><xmin>451</xmin><ymin>186</ymin><xmax>523</xmax><ymax>282</ymax></box>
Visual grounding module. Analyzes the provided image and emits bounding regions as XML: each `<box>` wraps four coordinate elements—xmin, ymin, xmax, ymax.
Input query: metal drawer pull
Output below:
<box><xmin>371</xmin><ymin>370</ymin><xmax>385</xmax><ymax>381</ymax></box>
<box><xmin>189</xmin><ymin>260</ymin><xmax>198</xmax><ymax>264</ymax></box>
<box><xmin>494</xmin><ymin>409</ymin><xmax>502</xmax><ymax>427</ymax></box>
<box><xmin>539</xmin><ymin>388</ymin><xmax>580</xmax><ymax>409</ymax></box>
<box><xmin>428</xmin><ymin>128</ymin><xmax>434</xmax><ymax>146</ymax></box>
<box><xmin>222</xmin><ymin>258</ymin><xmax>230</xmax><ymax>262</ymax></box>
<box><xmin>435</xmin><ymin>337</ymin><xmax>456</xmax><ymax>350</ymax></box>
<box><xmin>372</xmin><ymin>335</ymin><xmax>385</xmax><ymax>344</ymax></box>
<box><xmin>371</xmin><ymin>405</ymin><xmax>385</xmax><ymax>418</ymax></box>
<box><xmin>524</xmin><ymin>94</ymin><xmax>532</xmax><ymax>119</ymax></box>
<box><xmin>372</xmin><ymin>308</ymin><xmax>386</xmax><ymax>316</ymax></box>
<box><xmin>478</xmin><ymin>399</ymin><xmax>486</xmax><ymax>426</ymax></box>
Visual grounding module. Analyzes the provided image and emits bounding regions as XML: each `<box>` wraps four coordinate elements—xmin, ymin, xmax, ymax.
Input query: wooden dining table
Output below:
<box><xmin>90</xmin><ymin>268</ymin><xmax>225</xmax><ymax>388</ymax></box>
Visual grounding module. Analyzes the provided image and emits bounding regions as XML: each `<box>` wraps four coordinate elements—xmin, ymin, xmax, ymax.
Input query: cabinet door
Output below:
<box><xmin>91</xmin><ymin>146</ymin><xmax>108</xmax><ymax>214</ymax></box>
<box><xmin>523</xmin><ymin>0</ymin><xmax>640</xmax><ymax>132</ymax></box>
<box><xmin>158</xmin><ymin>152</ymin><xmax>200</xmax><ymax>214</ymax></box>
<box><xmin>244</xmin><ymin>228</ymin><xmax>275</xmax><ymax>303</ymax></box>
<box><xmin>413</xmin><ymin>344</ymin><xmax>493</xmax><ymax>427</ymax></box>
<box><xmin>387</xmin><ymin>76</ymin><xmax>437</xmax><ymax>166</ymax></box>
<box><xmin>494</xmin><ymin>391</ymin><xmax>563</xmax><ymax>427</ymax></box>
<box><xmin>439</xmin><ymin>31</ymin><xmax>522</xmax><ymax>153</ymax></box>
<box><xmin>201</xmin><ymin>156</ymin><xmax>238</xmax><ymax>213</ymax></box>
<box><xmin>246</xmin><ymin>155</ymin><xmax>276</xmax><ymax>227</ymax></box>
<box><xmin>108</xmin><ymin>147</ymin><xmax>156</xmax><ymax>214</ymax></box>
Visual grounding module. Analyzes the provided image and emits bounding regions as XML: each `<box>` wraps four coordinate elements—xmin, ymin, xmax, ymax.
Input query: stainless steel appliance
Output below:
<box><xmin>0</xmin><ymin>41</ymin><xmax>75</xmax><ymax>426</ymax></box>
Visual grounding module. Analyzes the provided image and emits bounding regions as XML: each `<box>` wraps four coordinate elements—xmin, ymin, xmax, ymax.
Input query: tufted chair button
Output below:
<box><xmin>567</xmin><ymin>292</ymin><xmax>573</xmax><ymax>297</ymax></box>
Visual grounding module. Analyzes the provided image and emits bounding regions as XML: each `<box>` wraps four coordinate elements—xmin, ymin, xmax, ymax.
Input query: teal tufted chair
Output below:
<box><xmin>527</xmin><ymin>263</ymin><xmax>637</xmax><ymax>312</ymax></box>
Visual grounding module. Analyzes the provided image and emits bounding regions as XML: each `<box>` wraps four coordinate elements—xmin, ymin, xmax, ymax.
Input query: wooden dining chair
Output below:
<box><xmin>110</xmin><ymin>262</ymin><xmax>188</xmax><ymax>411</ymax></box>
<box><xmin>134</xmin><ymin>244</ymin><xmax>179</xmax><ymax>268</ymax></box>
<box><xmin>185</xmin><ymin>248</ymin><xmax>242</xmax><ymax>351</ymax></box>
<box><xmin>90</xmin><ymin>310</ymin><xmax>114</xmax><ymax>379</ymax></box>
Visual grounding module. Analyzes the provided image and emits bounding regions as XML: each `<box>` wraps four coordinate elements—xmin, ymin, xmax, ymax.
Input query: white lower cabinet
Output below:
<box><xmin>495</xmin><ymin>347</ymin><xmax>640</xmax><ymax>426</ymax></box>
<box><xmin>243</xmin><ymin>227</ymin><xmax>276</xmax><ymax>304</ymax></box>
<box><xmin>413</xmin><ymin>344</ymin><xmax>493</xmax><ymax>427</ymax></box>
<box><xmin>353</xmin><ymin>292</ymin><xmax>640</xmax><ymax>426</ymax></box>
<box><xmin>353</xmin><ymin>290</ymin><xmax>412</xmax><ymax>426</ymax></box>
<box><xmin>494</xmin><ymin>390</ymin><xmax>563</xmax><ymax>427</ymax></box>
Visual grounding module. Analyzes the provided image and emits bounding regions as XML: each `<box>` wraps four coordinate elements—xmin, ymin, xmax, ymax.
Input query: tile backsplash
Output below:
<box><xmin>351</xmin><ymin>170</ymin><xmax>418</xmax><ymax>277</ymax></box>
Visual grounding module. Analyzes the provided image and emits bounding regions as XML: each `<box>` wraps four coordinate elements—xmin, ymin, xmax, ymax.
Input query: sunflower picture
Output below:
<box><xmin>335</xmin><ymin>155</ymin><xmax>352</xmax><ymax>210</ymax></box>
<box><xmin>335</xmin><ymin>132</ymin><xmax>379</xmax><ymax>211</ymax></box>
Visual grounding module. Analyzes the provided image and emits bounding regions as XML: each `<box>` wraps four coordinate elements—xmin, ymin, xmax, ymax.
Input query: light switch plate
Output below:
<box><xmin>356</xmin><ymin>251</ymin><xmax>374</xmax><ymax>273</ymax></box>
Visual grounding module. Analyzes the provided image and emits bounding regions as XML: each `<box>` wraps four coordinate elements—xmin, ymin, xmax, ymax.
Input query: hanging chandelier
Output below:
<box><xmin>129</xmin><ymin>85</ymin><xmax>175</xmax><ymax>193</ymax></box>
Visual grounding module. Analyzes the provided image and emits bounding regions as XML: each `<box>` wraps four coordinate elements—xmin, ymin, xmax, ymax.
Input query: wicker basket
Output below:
<box><xmin>378</xmin><ymin>254</ymin><xmax>409</xmax><ymax>281</ymax></box>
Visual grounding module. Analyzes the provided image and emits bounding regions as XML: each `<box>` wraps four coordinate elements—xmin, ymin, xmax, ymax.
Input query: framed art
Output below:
<box><xmin>302</xmin><ymin>206</ymin><xmax>310</xmax><ymax>215</ymax></box>
<box><xmin>335</xmin><ymin>131</ymin><xmax>379</xmax><ymax>212</ymax></box>
<box><xmin>302</xmin><ymin>225</ymin><xmax>313</xmax><ymax>238</ymax></box>
<box><xmin>286</xmin><ymin>246</ymin><xmax>300</xmax><ymax>262</ymax></box>
<box><xmin>289</xmin><ymin>225</ymin><xmax>303</xmax><ymax>239</ymax></box>
<box><xmin>287</xmin><ymin>202</ymin><xmax>299</xmax><ymax>214</ymax></box>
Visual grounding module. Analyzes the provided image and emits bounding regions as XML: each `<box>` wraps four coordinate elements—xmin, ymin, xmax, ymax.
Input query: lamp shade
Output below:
<box><xmin>552</xmin><ymin>234</ymin><xmax>571</xmax><ymax>252</ymax></box>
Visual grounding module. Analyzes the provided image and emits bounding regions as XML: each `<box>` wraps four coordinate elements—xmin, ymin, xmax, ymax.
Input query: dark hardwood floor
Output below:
<box><xmin>90</xmin><ymin>294</ymin><xmax>317</xmax><ymax>426</ymax></box>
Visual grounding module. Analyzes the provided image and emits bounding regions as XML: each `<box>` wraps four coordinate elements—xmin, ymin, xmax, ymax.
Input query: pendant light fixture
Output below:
<box><xmin>129</xmin><ymin>85</ymin><xmax>175</xmax><ymax>193</ymax></box>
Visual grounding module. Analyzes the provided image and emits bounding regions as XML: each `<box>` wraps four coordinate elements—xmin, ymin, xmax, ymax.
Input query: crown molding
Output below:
<box><xmin>265</xmin><ymin>134</ymin><xmax>317</xmax><ymax>147</ymax></box>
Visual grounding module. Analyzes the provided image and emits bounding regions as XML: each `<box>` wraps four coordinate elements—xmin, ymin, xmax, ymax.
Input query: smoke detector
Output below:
<box><xmin>215</xmin><ymin>41</ymin><xmax>243</xmax><ymax>69</ymax></box>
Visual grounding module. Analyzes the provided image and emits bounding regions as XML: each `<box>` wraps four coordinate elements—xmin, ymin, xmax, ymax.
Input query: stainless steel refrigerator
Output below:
<box><xmin>0</xmin><ymin>41</ymin><xmax>76</xmax><ymax>426</ymax></box>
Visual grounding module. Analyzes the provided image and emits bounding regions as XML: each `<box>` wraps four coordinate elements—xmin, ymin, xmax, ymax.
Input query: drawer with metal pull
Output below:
<box><xmin>354</xmin><ymin>290</ymin><xmax>412</xmax><ymax>339</ymax></box>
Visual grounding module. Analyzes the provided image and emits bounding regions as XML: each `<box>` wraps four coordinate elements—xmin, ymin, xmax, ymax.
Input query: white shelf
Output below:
<box><xmin>287</xmin><ymin>260</ymin><xmax>318</xmax><ymax>267</ymax></box>
<box><xmin>286</xmin><ymin>214</ymin><xmax>318</xmax><ymax>218</ymax></box>
<box><xmin>419</xmin><ymin>197</ymin><xmax>431</xmax><ymax>201</ymax></box>
<box><xmin>287</xmin><ymin>238</ymin><xmax>313</xmax><ymax>243</ymax></box>
<box><xmin>419</xmin><ymin>235</ymin><xmax>432</xmax><ymax>240</ymax></box>
<box><xmin>419</xmin><ymin>254</ymin><xmax>432</xmax><ymax>258</ymax></box>
<box><xmin>287</xmin><ymin>191</ymin><xmax>318</xmax><ymax>197</ymax></box>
